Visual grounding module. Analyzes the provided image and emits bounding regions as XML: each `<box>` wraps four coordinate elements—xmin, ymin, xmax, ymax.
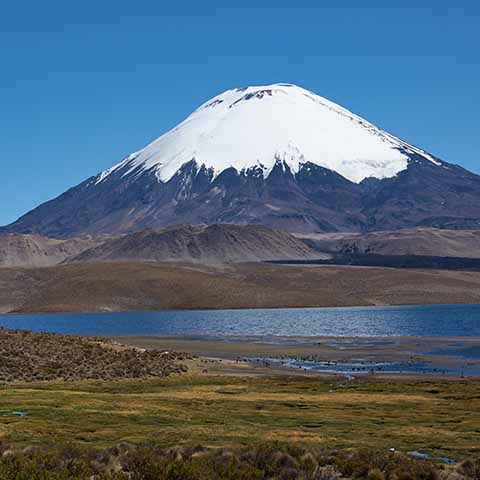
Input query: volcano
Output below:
<box><xmin>4</xmin><ymin>83</ymin><xmax>480</xmax><ymax>237</ymax></box>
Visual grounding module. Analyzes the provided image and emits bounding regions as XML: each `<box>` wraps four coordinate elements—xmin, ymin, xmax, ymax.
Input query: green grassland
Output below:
<box><xmin>0</xmin><ymin>375</ymin><xmax>478</xmax><ymax>461</ymax></box>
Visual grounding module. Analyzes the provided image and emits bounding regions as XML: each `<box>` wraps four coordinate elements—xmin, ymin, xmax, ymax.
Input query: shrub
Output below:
<box><xmin>0</xmin><ymin>441</ymin><xmax>466</xmax><ymax>480</ymax></box>
<box><xmin>457</xmin><ymin>457</ymin><xmax>480</xmax><ymax>479</ymax></box>
<box><xmin>367</xmin><ymin>468</ymin><xmax>385</xmax><ymax>480</ymax></box>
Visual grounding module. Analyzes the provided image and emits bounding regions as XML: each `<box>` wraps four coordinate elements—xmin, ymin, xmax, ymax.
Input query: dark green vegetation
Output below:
<box><xmin>0</xmin><ymin>376</ymin><xmax>478</xmax><ymax>460</ymax></box>
<box><xmin>0</xmin><ymin>441</ymin><xmax>479</xmax><ymax>480</ymax></box>
<box><xmin>0</xmin><ymin>329</ymin><xmax>191</xmax><ymax>382</ymax></box>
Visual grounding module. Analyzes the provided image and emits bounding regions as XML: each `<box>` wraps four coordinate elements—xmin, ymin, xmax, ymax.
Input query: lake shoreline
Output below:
<box><xmin>4</xmin><ymin>301</ymin><xmax>480</xmax><ymax>316</ymax></box>
<box><xmin>108</xmin><ymin>333</ymin><xmax>480</xmax><ymax>379</ymax></box>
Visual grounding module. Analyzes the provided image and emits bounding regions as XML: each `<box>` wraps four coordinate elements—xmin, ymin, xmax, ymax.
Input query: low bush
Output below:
<box><xmin>0</xmin><ymin>441</ymin><xmax>474</xmax><ymax>480</ymax></box>
<box><xmin>0</xmin><ymin>328</ymin><xmax>192</xmax><ymax>382</ymax></box>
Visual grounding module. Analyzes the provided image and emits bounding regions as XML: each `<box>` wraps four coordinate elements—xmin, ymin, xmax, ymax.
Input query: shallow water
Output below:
<box><xmin>427</xmin><ymin>345</ymin><xmax>480</xmax><ymax>359</ymax></box>
<box><xmin>250</xmin><ymin>356</ymin><xmax>480</xmax><ymax>376</ymax></box>
<box><xmin>408</xmin><ymin>451</ymin><xmax>455</xmax><ymax>465</ymax></box>
<box><xmin>1</xmin><ymin>304</ymin><xmax>480</xmax><ymax>337</ymax></box>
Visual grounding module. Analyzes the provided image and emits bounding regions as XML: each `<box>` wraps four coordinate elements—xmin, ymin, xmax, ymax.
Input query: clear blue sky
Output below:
<box><xmin>1</xmin><ymin>1</ymin><xmax>479</xmax><ymax>226</ymax></box>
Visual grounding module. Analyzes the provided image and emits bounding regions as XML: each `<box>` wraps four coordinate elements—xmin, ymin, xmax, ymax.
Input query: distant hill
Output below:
<box><xmin>4</xmin><ymin>226</ymin><xmax>480</xmax><ymax>270</ymax></box>
<box><xmin>0</xmin><ymin>234</ymin><xmax>100</xmax><ymax>268</ymax></box>
<box><xmin>3</xmin><ymin>262</ymin><xmax>480</xmax><ymax>314</ymax></box>
<box><xmin>68</xmin><ymin>224</ymin><xmax>322</xmax><ymax>264</ymax></box>
<box><xmin>296</xmin><ymin>228</ymin><xmax>480</xmax><ymax>258</ymax></box>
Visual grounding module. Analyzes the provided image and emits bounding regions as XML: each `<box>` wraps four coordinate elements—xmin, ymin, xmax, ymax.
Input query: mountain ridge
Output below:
<box><xmin>296</xmin><ymin>228</ymin><xmax>480</xmax><ymax>258</ymax></box>
<box><xmin>0</xmin><ymin>224</ymin><xmax>322</xmax><ymax>267</ymax></box>
<box><xmin>0</xmin><ymin>234</ymin><xmax>100</xmax><ymax>268</ymax></box>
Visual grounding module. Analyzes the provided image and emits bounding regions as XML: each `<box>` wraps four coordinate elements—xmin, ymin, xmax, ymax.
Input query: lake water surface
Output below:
<box><xmin>1</xmin><ymin>304</ymin><xmax>479</xmax><ymax>337</ymax></box>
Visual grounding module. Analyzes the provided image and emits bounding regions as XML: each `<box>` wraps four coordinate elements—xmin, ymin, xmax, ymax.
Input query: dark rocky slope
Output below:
<box><xmin>4</xmin><ymin>154</ymin><xmax>480</xmax><ymax>238</ymax></box>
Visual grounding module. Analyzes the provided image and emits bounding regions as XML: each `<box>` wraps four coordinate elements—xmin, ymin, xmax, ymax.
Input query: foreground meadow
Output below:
<box><xmin>0</xmin><ymin>375</ymin><xmax>478</xmax><ymax>461</ymax></box>
<box><xmin>0</xmin><ymin>329</ymin><xmax>478</xmax><ymax>477</ymax></box>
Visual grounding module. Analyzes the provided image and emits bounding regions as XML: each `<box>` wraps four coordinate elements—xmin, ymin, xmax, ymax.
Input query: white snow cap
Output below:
<box><xmin>97</xmin><ymin>83</ymin><xmax>440</xmax><ymax>185</ymax></box>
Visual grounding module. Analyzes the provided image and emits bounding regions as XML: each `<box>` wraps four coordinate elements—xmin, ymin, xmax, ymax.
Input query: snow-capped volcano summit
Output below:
<box><xmin>97</xmin><ymin>83</ymin><xmax>439</xmax><ymax>184</ymax></box>
<box><xmin>4</xmin><ymin>83</ymin><xmax>480</xmax><ymax>238</ymax></box>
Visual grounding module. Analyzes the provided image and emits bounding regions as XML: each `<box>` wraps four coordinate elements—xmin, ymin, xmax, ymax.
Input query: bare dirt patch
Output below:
<box><xmin>2</xmin><ymin>262</ymin><xmax>480</xmax><ymax>313</ymax></box>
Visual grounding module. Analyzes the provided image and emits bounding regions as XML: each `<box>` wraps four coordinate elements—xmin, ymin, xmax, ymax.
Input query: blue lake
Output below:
<box><xmin>0</xmin><ymin>303</ymin><xmax>479</xmax><ymax>337</ymax></box>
